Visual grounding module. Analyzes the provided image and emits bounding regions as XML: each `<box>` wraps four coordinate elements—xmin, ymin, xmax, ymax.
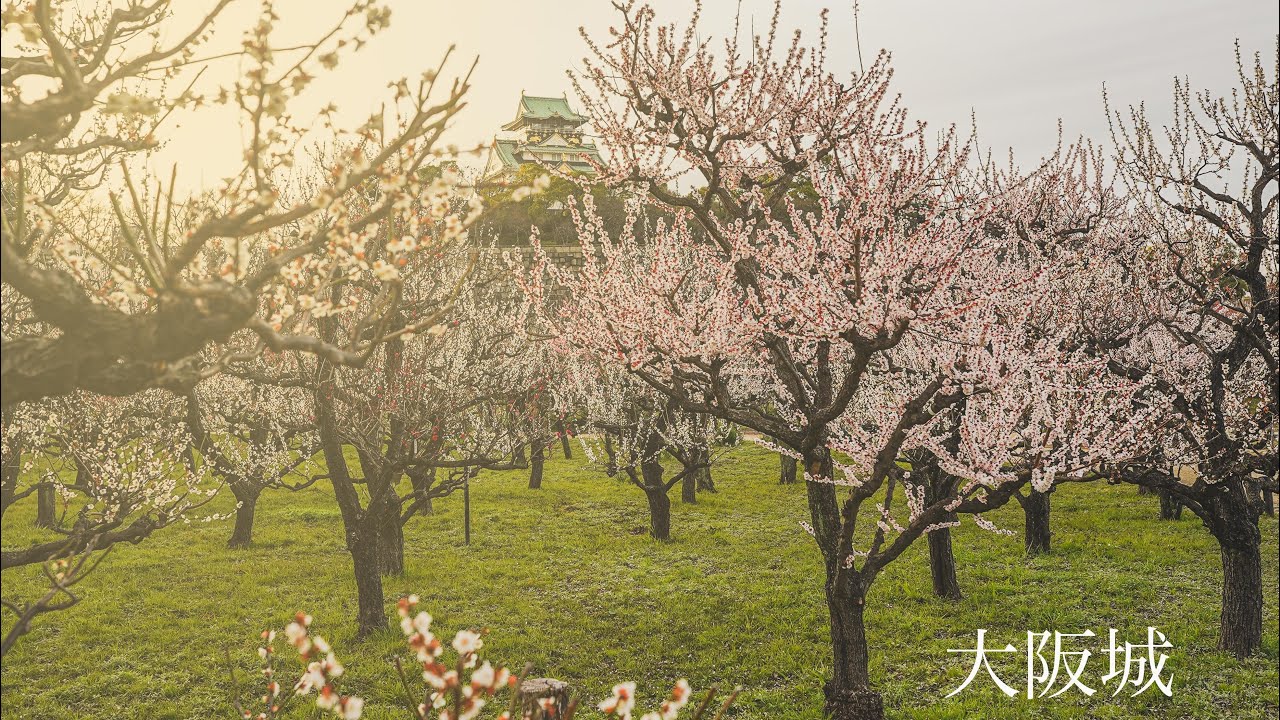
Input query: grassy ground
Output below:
<box><xmin>1</xmin><ymin>442</ymin><xmax>1276</xmax><ymax>719</ymax></box>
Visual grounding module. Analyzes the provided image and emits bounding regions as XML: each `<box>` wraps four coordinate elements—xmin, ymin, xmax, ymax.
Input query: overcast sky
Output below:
<box><xmin>155</xmin><ymin>0</ymin><xmax>1279</xmax><ymax>187</ymax></box>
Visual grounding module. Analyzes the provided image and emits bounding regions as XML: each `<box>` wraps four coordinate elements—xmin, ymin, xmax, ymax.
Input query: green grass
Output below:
<box><xmin>2</xmin><ymin>442</ymin><xmax>1276</xmax><ymax>719</ymax></box>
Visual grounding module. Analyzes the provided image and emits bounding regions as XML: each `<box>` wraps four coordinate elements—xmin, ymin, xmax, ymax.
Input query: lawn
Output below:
<box><xmin>1</xmin><ymin>442</ymin><xmax>1277</xmax><ymax>719</ymax></box>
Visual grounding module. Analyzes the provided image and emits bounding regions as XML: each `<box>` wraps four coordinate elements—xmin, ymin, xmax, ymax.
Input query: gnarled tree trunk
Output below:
<box><xmin>315</xmin><ymin>359</ymin><xmax>387</xmax><ymax>638</ymax></box>
<box><xmin>378</xmin><ymin>520</ymin><xmax>405</xmax><ymax>576</ymax></box>
<box><xmin>695</xmin><ymin>459</ymin><xmax>715</xmax><ymax>493</ymax></box>
<box><xmin>34</xmin><ymin>483</ymin><xmax>57</xmax><ymax>529</ymax></box>
<box><xmin>557</xmin><ymin>420</ymin><xmax>572</xmax><ymax>459</ymax></box>
<box><xmin>927</xmin><ymin>526</ymin><xmax>962</xmax><ymax>601</ymax></box>
<box><xmin>1022</xmin><ymin>488</ymin><xmax>1051</xmax><ymax>555</ymax></box>
<box><xmin>779</xmin><ymin>453</ymin><xmax>798</xmax><ymax>485</ymax></box>
<box><xmin>373</xmin><ymin>486</ymin><xmax>406</xmax><ymax>576</ymax></box>
<box><xmin>603</xmin><ymin>431</ymin><xmax>618</xmax><ymax>477</ymax></box>
<box><xmin>644</xmin><ymin>487</ymin><xmax>672</xmax><ymax>540</ymax></box>
<box><xmin>681</xmin><ymin>470</ymin><xmax>697</xmax><ymax>504</ymax></box>
<box><xmin>408</xmin><ymin>466</ymin><xmax>436</xmax><ymax>516</ymax></box>
<box><xmin>690</xmin><ymin>440</ymin><xmax>713</xmax><ymax>493</ymax></box>
<box><xmin>1157</xmin><ymin>488</ymin><xmax>1183</xmax><ymax>520</ymax></box>
<box><xmin>804</xmin><ymin>447</ymin><xmax>885</xmax><ymax>720</ymax></box>
<box><xmin>824</xmin><ymin>582</ymin><xmax>883</xmax><ymax>720</ymax></box>
<box><xmin>348</xmin><ymin>524</ymin><xmax>387</xmax><ymax>638</ymax></box>
<box><xmin>922</xmin><ymin>467</ymin><xmax>961</xmax><ymax>600</ymax></box>
<box><xmin>227</xmin><ymin>483</ymin><xmax>261</xmax><ymax>548</ymax></box>
<box><xmin>1207</xmin><ymin>479</ymin><xmax>1263</xmax><ymax>658</ymax></box>
<box><xmin>529</xmin><ymin>442</ymin><xmax>545</xmax><ymax>489</ymax></box>
<box><xmin>637</xmin><ymin>428</ymin><xmax>673</xmax><ymax>540</ymax></box>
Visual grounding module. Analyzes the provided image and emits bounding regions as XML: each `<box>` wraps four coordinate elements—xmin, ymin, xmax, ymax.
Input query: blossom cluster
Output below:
<box><xmin>237</xmin><ymin>603</ymin><xmax>728</xmax><ymax>720</ymax></box>
<box><xmin>598</xmin><ymin>679</ymin><xmax>692</xmax><ymax>720</ymax></box>
<box><xmin>398</xmin><ymin>595</ymin><xmax>514</xmax><ymax>720</ymax></box>
<box><xmin>247</xmin><ymin>613</ymin><xmax>363</xmax><ymax>720</ymax></box>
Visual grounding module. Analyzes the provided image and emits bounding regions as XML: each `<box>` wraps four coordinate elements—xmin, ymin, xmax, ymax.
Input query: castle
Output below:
<box><xmin>480</xmin><ymin>94</ymin><xmax>603</xmax><ymax>185</ymax></box>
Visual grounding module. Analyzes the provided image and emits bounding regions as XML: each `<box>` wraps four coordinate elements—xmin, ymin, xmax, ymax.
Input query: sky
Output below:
<box><xmin>152</xmin><ymin>0</ymin><xmax>1279</xmax><ymax>189</ymax></box>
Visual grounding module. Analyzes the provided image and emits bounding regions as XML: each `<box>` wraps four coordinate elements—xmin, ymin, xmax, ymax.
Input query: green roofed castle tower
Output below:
<box><xmin>481</xmin><ymin>93</ymin><xmax>603</xmax><ymax>185</ymax></box>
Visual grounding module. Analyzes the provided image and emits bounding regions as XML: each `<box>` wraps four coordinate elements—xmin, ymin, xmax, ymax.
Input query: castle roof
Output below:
<box><xmin>501</xmin><ymin>94</ymin><xmax>586</xmax><ymax>130</ymax></box>
<box><xmin>492</xmin><ymin>138</ymin><xmax>520</xmax><ymax>167</ymax></box>
<box><xmin>488</xmin><ymin>138</ymin><xmax>600</xmax><ymax>174</ymax></box>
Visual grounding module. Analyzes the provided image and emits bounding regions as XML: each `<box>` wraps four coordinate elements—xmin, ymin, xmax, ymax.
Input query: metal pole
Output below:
<box><xmin>463</xmin><ymin>472</ymin><xmax>471</xmax><ymax>545</ymax></box>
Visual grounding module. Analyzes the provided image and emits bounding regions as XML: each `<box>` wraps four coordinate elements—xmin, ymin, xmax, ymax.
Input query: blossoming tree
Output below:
<box><xmin>557</xmin><ymin>359</ymin><xmax>716</xmax><ymax>540</ymax></box>
<box><xmin>296</xmin><ymin>210</ymin><xmax>553</xmax><ymax>635</ymax></box>
<box><xmin>0</xmin><ymin>390</ymin><xmax>218</xmax><ymax>570</ymax></box>
<box><xmin>517</xmin><ymin>3</ymin><xmax>1153</xmax><ymax>717</ymax></box>
<box><xmin>185</xmin><ymin>370</ymin><xmax>322</xmax><ymax>548</ymax></box>
<box><xmin>325</xmin><ymin>284</ymin><xmax>546</xmax><ymax>578</ymax></box>
<box><xmin>1</xmin><ymin>0</ymin><xmax>478</xmax><ymax>405</ymax></box>
<box><xmin>0</xmin><ymin>389</ymin><xmax>222</xmax><ymax>652</ymax></box>
<box><xmin>961</xmin><ymin>139</ymin><xmax>1136</xmax><ymax>561</ymax></box>
<box><xmin>1097</xmin><ymin>44</ymin><xmax>1278</xmax><ymax>658</ymax></box>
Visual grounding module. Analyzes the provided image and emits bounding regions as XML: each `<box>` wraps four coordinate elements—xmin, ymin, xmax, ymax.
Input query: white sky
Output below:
<box><xmin>152</xmin><ymin>0</ymin><xmax>1279</xmax><ymax>188</ymax></box>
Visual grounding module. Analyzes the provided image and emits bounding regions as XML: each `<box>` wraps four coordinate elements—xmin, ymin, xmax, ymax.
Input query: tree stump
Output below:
<box><xmin>518</xmin><ymin>678</ymin><xmax>571</xmax><ymax>719</ymax></box>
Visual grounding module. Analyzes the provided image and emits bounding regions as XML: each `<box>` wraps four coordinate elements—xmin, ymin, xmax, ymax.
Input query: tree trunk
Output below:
<box><xmin>690</xmin><ymin>440</ymin><xmax>714</xmax><ymax>493</ymax></box>
<box><xmin>557</xmin><ymin>420</ymin><xmax>572</xmax><ymax>460</ymax></box>
<box><xmin>1023</xmin><ymin>488</ymin><xmax>1051</xmax><ymax>555</ymax></box>
<box><xmin>1262</xmin><ymin>487</ymin><xmax>1274</xmax><ymax>517</ymax></box>
<box><xmin>922</xmin><ymin>469</ymin><xmax>962</xmax><ymax>600</ymax></box>
<box><xmin>379</xmin><ymin>516</ymin><xmax>405</xmax><ymax>576</ymax></box>
<box><xmin>408</xmin><ymin>466</ymin><xmax>436</xmax><ymax>516</ymax></box>
<box><xmin>227</xmin><ymin>484</ymin><xmax>261</xmax><ymax>548</ymax></box>
<box><xmin>529</xmin><ymin>442</ymin><xmax>545</xmax><ymax>489</ymax></box>
<box><xmin>823</xmin><ymin>583</ymin><xmax>884</xmax><ymax>720</ymax></box>
<box><xmin>927</xmin><ymin>526</ymin><xmax>962</xmax><ymax>601</ymax></box>
<box><xmin>349</xmin><ymin>526</ymin><xmax>387</xmax><ymax>638</ymax></box>
<box><xmin>695</xmin><ymin>464</ymin><xmax>713</xmax><ymax>493</ymax></box>
<box><xmin>681</xmin><ymin>469</ymin><xmax>697</xmax><ymax>503</ymax></box>
<box><xmin>802</xmin><ymin>447</ymin><xmax>884</xmax><ymax>719</ymax></box>
<box><xmin>34</xmin><ymin>483</ymin><xmax>57</xmax><ymax>528</ymax></box>
<box><xmin>314</xmin><ymin>360</ymin><xmax>386</xmax><ymax>637</ymax></box>
<box><xmin>638</xmin><ymin>429</ymin><xmax>672</xmax><ymax>540</ymax></box>
<box><xmin>313</xmin><ymin>310</ymin><xmax>388</xmax><ymax>637</ymax></box>
<box><xmin>371</xmin><ymin>483</ymin><xmax>405</xmax><ymax>576</ymax></box>
<box><xmin>603</xmin><ymin>432</ymin><xmax>618</xmax><ymax>477</ymax></box>
<box><xmin>779</xmin><ymin>454</ymin><xmax>798</xmax><ymax>485</ymax></box>
<box><xmin>1219</xmin><ymin>539</ymin><xmax>1262</xmax><ymax>658</ymax></box>
<box><xmin>1207</xmin><ymin>480</ymin><xmax>1263</xmax><ymax>658</ymax></box>
<box><xmin>1157</xmin><ymin>489</ymin><xmax>1183</xmax><ymax>521</ymax></box>
<box><xmin>644</xmin><ymin>487</ymin><xmax>671</xmax><ymax>541</ymax></box>
<box><xmin>696</xmin><ymin>445</ymin><xmax>716</xmax><ymax>489</ymax></box>
<box><xmin>1137</xmin><ymin>484</ymin><xmax>1154</xmax><ymax>496</ymax></box>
